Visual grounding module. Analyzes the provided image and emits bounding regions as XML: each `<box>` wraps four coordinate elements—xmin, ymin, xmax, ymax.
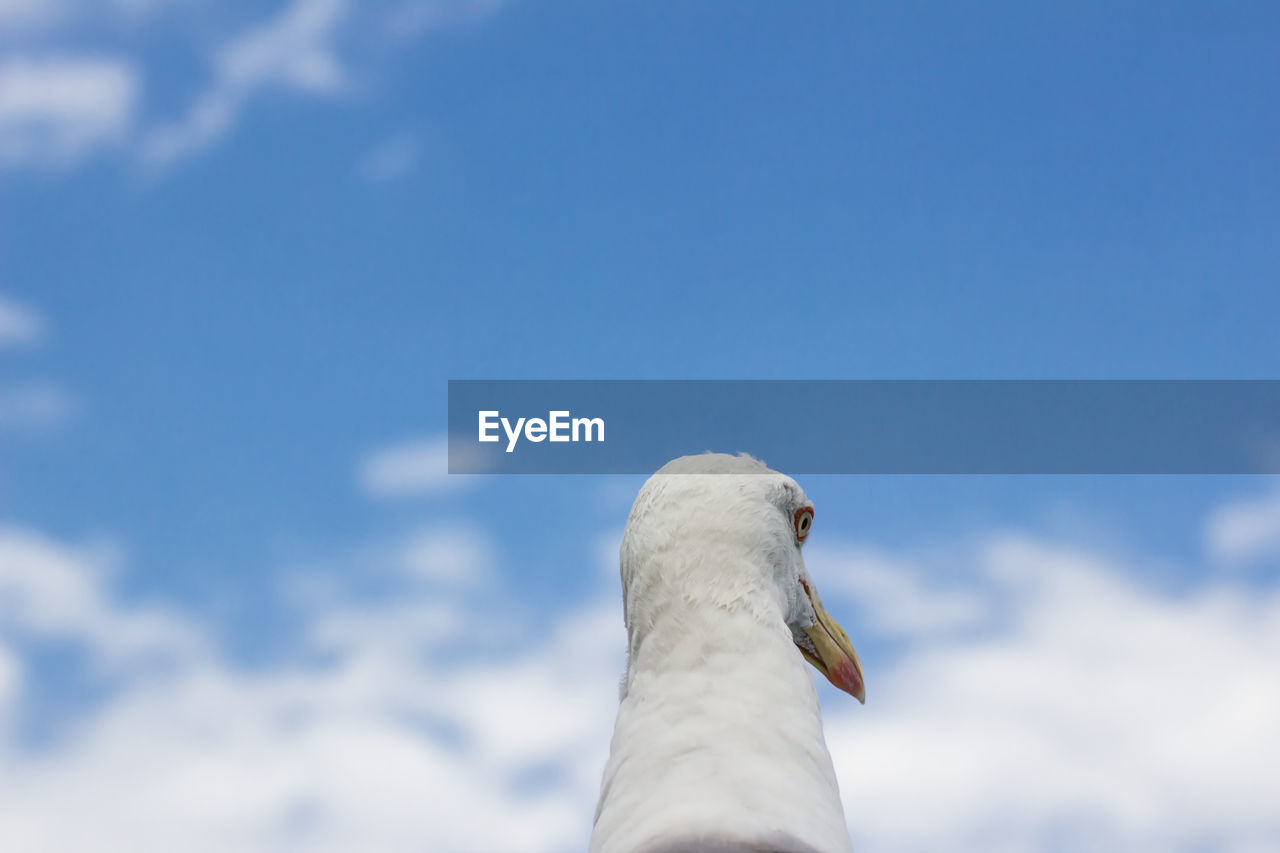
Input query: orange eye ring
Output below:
<box><xmin>794</xmin><ymin>507</ymin><xmax>814</xmax><ymax>542</ymax></box>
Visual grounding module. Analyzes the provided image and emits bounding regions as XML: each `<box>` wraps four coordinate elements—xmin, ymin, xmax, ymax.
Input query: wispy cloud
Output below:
<box><xmin>141</xmin><ymin>0</ymin><xmax>348</xmax><ymax>168</ymax></box>
<box><xmin>0</xmin><ymin>0</ymin><xmax>183</xmax><ymax>34</ymax></box>
<box><xmin>1206</xmin><ymin>484</ymin><xmax>1280</xmax><ymax>564</ymax></box>
<box><xmin>357</xmin><ymin>132</ymin><xmax>419</xmax><ymax>182</ymax></box>
<box><xmin>0</xmin><ymin>293</ymin><xmax>44</xmax><ymax>346</ymax></box>
<box><xmin>0</xmin><ymin>296</ymin><xmax>75</xmax><ymax>431</ymax></box>
<box><xmin>0</xmin><ymin>382</ymin><xmax>76</xmax><ymax>431</ymax></box>
<box><xmin>398</xmin><ymin>524</ymin><xmax>495</xmax><ymax>586</ymax></box>
<box><xmin>3</xmin><ymin>0</ymin><xmax>513</xmax><ymax>174</ymax></box>
<box><xmin>383</xmin><ymin>0</ymin><xmax>508</xmax><ymax>41</ymax></box>
<box><xmin>358</xmin><ymin>436</ymin><xmax>477</xmax><ymax>498</ymax></box>
<box><xmin>0</xmin><ymin>0</ymin><xmax>60</xmax><ymax>34</ymax></box>
<box><xmin>0</xmin><ymin>56</ymin><xmax>138</xmax><ymax>170</ymax></box>
<box><xmin>809</xmin><ymin>543</ymin><xmax>989</xmax><ymax>637</ymax></box>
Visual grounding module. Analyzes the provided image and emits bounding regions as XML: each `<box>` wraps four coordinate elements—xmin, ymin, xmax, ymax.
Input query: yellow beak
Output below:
<box><xmin>796</xmin><ymin>579</ymin><xmax>865</xmax><ymax>704</ymax></box>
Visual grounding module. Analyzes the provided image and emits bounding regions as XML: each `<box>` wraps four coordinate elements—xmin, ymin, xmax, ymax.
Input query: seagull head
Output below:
<box><xmin>621</xmin><ymin>452</ymin><xmax>865</xmax><ymax>703</ymax></box>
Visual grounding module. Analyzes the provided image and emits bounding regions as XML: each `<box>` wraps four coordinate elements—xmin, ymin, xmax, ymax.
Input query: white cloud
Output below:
<box><xmin>0</xmin><ymin>641</ymin><xmax>20</xmax><ymax>736</ymax></box>
<box><xmin>3</xmin><ymin>1</ymin><xmax>515</xmax><ymax>174</ymax></box>
<box><xmin>0</xmin><ymin>522</ymin><xmax>619</xmax><ymax>853</ymax></box>
<box><xmin>810</xmin><ymin>542</ymin><xmax>989</xmax><ymax>636</ymax></box>
<box><xmin>0</xmin><ymin>382</ymin><xmax>76</xmax><ymax>430</ymax></box>
<box><xmin>0</xmin><ymin>528</ymin><xmax>203</xmax><ymax>667</ymax></box>
<box><xmin>294</xmin><ymin>525</ymin><xmax>522</xmax><ymax>660</ymax></box>
<box><xmin>824</xmin><ymin>535</ymin><xmax>1280</xmax><ymax>852</ymax></box>
<box><xmin>0</xmin><ymin>293</ymin><xmax>44</xmax><ymax>346</ymax></box>
<box><xmin>358</xmin><ymin>436</ymin><xmax>477</xmax><ymax>498</ymax></box>
<box><xmin>1206</xmin><ymin>485</ymin><xmax>1280</xmax><ymax>565</ymax></box>
<box><xmin>141</xmin><ymin>0</ymin><xmax>348</xmax><ymax>167</ymax></box>
<box><xmin>3</xmin><ymin>503</ymin><xmax>1279</xmax><ymax>851</ymax></box>
<box><xmin>0</xmin><ymin>0</ymin><xmax>58</xmax><ymax>33</ymax></box>
<box><xmin>0</xmin><ymin>0</ymin><xmax>190</xmax><ymax>33</ymax></box>
<box><xmin>217</xmin><ymin>0</ymin><xmax>346</xmax><ymax>93</ymax></box>
<box><xmin>383</xmin><ymin>0</ymin><xmax>507</xmax><ymax>41</ymax></box>
<box><xmin>399</xmin><ymin>524</ymin><xmax>494</xmax><ymax>585</ymax></box>
<box><xmin>0</xmin><ymin>298</ymin><xmax>73</xmax><ymax>432</ymax></box>
<box><xmin>0</xmin><ymin>55</ymin><xmax>139</xmax><ymax>170</ymax></box>
<box><xmin>357</xmin><ymin>133</ymin><xmax>419</xmax><ymax>182</ymax></box>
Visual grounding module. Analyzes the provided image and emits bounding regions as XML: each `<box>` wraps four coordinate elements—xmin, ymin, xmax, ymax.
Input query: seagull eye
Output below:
<box><xmin>794</xmin><ymin>507</ymin><xmax>814</xmax><ymax>542</ymax></box>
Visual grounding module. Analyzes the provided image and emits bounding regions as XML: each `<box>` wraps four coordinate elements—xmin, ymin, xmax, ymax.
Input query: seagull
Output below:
<box><xmin>591</xmin><ymin>453</ymin><xmax>864</xmax><ymax>853</ymax></box>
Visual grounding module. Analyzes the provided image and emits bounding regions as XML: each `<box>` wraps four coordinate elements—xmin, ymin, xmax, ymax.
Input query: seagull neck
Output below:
<box><xmin>625</xmin><ymin>598</ymin><xmax>818</xmax><ymax>719</ymax></box>
<box><xmin>594</xmin><ymin>600</ymin><xmax>851</xmax><ymax>853</ymax></box>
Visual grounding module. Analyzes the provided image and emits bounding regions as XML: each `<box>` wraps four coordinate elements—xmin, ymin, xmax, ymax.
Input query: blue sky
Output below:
<box><xmin>2</xmin><ymin>2</ymin><xmax>1279</xmax><ymax>851</ymax></box>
